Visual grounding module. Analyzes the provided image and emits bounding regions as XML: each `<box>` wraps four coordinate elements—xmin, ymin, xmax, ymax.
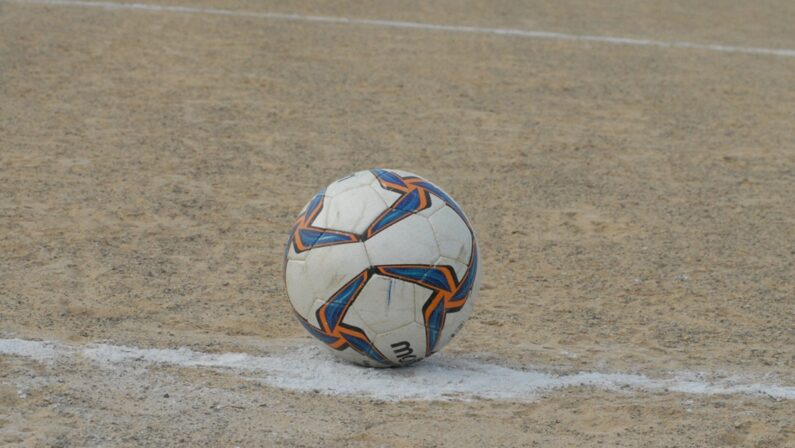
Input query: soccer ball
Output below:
<box><xmin>284</xmin><ymin>169</ymin><xmax>480</xmax><ymax>367</ymax></box>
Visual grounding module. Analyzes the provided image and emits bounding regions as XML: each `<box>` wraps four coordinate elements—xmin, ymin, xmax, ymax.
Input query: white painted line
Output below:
<box><xmin>2</xmin><ymin>338</ymin><xmax>794</xmax><ymax>401</ymax></box>
<box><xmin>4</xmin><ymin>0</ymin><xmax>795</xmax><ymax>58</ymax></box>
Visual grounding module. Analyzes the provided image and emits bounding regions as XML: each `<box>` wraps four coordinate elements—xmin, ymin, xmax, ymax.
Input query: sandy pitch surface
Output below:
<box><xmin>1</xmin><ymin>0</ymin><xmax>794</xmax><ymax>446</ymax></box>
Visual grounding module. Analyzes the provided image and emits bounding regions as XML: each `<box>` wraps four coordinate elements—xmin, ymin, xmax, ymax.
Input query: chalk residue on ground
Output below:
<box><xmin>2</xmin><ymin>338</ymin><xmax>793</xmax><ymax>401</ymax></box>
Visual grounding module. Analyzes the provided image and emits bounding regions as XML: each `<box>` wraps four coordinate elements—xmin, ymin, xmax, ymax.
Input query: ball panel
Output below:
<box><xmin>306</xmin><ymin>304</ymin><xmax>392</xmax><ymax>368</ymax></box>
<box><xmin>415</xmin><ymin>194</ymin><xmax>447</xmax><ymax>218</ymax></box>
<box><xmin>313</xmin><ymin>185</ymin><xmax>390</xmax><ymax>235</ymax></box>
<box><xmin>298</xmin><ymin>243</ymin><xmax>370</xmax><ymax>311</ymax></box>
<box><xmin>305</xmin><ymin>297</ymin><xmax>326</xmax><ymax>328</ymax></box>
<box><xmin>413</xmin><ymin>282</ymin><xmax>434</xmax><ymax>326</ymax></box>
<box><xmin>351</xmin><ymin>275</ymin><xmax>425</xmax><ymax>334</ymax></box>
<box><xmin>323</xmin><ymin>340</ymin><xmax>389</xmax><ymax>368</ymax></box>
<box><xmin>341</xmin><ymin>306</ymin><xmax>374</xmax><ymax>336</ymax></box>
<box><xmin>372</xmin><ymin>322</ymin><xmax>428</xmax><ymax>365</ymax></box>
<box><xmin>380</xmin><ymin>169</ymin><xmax>465</xmax><ymax>213</ymax></box>
<box><xmin>324</xmin><ymin>170</ymin><xmax>376</xmax><ymax>198</ymax></box>
<box><xmin>435</xmin><ymin>265</ymin><xmax>480</xmax><ymax>349</ymax></box>
<box><xmin>285</xmin><ymin>259</ymin><xmax>314</xmax><ymax>317</ymax></box>
<box><xmin>294</xmin><ymin>192</ymin><xmax>329</xmax><ymax>228</ymax></box>
<box><xmin>369</xmin><ymin>176</ymin><xmax>402</xmax><ymax>208</ymax></box>
<box><xmin>434</xmin><ymin>256</ymin><xmax>468</xmax><ymax>283</ymax></box>
<box><xmin>364</xmin><ymin>214</ymin><xmax>440</xmax><ymax>266</ymax></box>
<box><xmin>428</xmin><ymin>206</ymin><xmax>473</xmax><ymax>266</ymax></box>
<box><xmin>285</xmin><ymin>241</ymin><xmax>309</xmax><ymax>261</ymax></box>
<box><xmin>306</xmin><ymin>197</ymin><xmax>330</xmax><ymax>229</ymax></box>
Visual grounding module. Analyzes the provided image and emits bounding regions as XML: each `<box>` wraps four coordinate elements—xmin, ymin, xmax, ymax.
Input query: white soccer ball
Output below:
<box><xmin>284</xmin><ymin>169</ymin><xmax>480</xmax><ymax>367</ymax></box>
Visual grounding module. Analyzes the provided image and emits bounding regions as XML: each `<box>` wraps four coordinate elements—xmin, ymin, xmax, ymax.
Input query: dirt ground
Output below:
<box><xmin>1</xmin><ymin>0</ymin><xmax>794</xmax><ymax>446</ymax></box>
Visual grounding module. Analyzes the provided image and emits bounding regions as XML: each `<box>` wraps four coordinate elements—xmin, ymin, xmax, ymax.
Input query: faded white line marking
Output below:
<box><xmin>3</xmin><ymin>0</ymin><xmax>795</xmax><ymax>58</ymax></box>
<box><xmin>2</xmin><ymin>338</ymin><xmax>794</xmax><ymax>401</ymax></box>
